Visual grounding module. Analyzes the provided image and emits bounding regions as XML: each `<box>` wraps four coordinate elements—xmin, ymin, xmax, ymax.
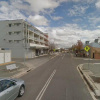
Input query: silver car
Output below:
<box><xmin>0</xmin><ymin>78</ymin><xmax>25</xmax><ymax>100</ymax></box>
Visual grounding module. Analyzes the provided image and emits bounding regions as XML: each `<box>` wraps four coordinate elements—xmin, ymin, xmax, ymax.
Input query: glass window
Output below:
<box><xmin>9</xmin><ymin>40</ymin><xmax>13</xmax><ymax>43</ymax></box>
<box><xmin>9</xmin><ymin>24</ymin><xmax>11</xmax><ymax>27</ymax></box>
<box><xmin>0</xmin><ymin>82</ymin><xmax>3</xmax><ymax>92</ymax></box>
<box><xmin>14</xmin><ymin>40</ymin><xmax>20</xmax><ymax>43</ymax></box>
<box><xmin>14</xmin><ymin>23</ymin><xmax>21</xmax><ymax>26</ymax></box>
<box><xmin>0</xmin><ymin>80</ymin><xmax>14</xmax><ymax>92</ymax></box>
<box><xmin>14</xmin><ymin>31</ymin><xmax>21</xmax><ymax>35</ymax></box>
<box><xmin>9</xmin><ymin>32</ymin><xmax>12</xmax><ymax>35</ymax></box>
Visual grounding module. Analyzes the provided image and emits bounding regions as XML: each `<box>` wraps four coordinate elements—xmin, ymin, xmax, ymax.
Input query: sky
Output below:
<box><xmin>0</xmin><ymin>0</ymin><xmax>100</xmax><ymax>48</ymax></box>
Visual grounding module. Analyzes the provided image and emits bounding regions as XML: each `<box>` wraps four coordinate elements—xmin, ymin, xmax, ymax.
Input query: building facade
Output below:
<box><xmin>85</xmin><ymin>39</ymin><xmax>100</xmax><ymax>59</ymax></box>
<box><xmin>0</xmin><ymin>19</ymin><xmax>49</xmax><ymax>58</ymax></box>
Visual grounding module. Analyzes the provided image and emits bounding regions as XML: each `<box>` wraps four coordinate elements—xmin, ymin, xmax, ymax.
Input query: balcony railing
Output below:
<box><xmin>40</xmin><ymin>40</ymin><xmax>44</xmax><ymax>43</ymax></box>
<box><xmin>28</xmin><ymin>27</ymin><xmax>47</xmax><ymax>39</ymax></box>
<box><xmin>34</xmin><ymin>38</ymin><xmax>39</xmax><ymax>41</ymax></box>
<box><xmin>30</xmin><ymin>43</ymin><xmax>49</xmax><ymax>48</ymax></box>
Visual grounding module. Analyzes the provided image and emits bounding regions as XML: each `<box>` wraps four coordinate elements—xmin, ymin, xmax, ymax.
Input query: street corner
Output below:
<box><xmin>77</xmin><ymin>63</ymin><xmax>100</xmax><ymax>100</ymax></box>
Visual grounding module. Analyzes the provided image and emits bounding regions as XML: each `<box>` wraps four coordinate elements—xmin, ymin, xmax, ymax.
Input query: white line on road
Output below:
<box><xmin>84</xmin><ymin>59</ymin><xmax>93</xmax><ymax>60</ymax></box>
<box><xmin>62</xmin><ymin>54</ymin><xmax>65</xmax><ymax>59</ymax></box>
<box><xmin>35</xmin><ymin>69</ymin><xmax>56</xmax><ymax>100</ymax></box>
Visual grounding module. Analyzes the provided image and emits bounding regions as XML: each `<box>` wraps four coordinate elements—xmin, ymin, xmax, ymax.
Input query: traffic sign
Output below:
<box><xmin>53</xmin><ymin>49</ymin><xmax>56</xmax><ymax>52</ymax></box>
<box><xmin>84</xmin><ymin>46</ymin><xmax>90</xmax><ymax>52</ymax></box>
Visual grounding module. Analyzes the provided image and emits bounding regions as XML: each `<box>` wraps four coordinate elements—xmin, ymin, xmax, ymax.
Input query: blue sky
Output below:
<box><xmin>0</xmin><ymin>0</ymin><xmax>100</xmax><ymax>48</ymax></box>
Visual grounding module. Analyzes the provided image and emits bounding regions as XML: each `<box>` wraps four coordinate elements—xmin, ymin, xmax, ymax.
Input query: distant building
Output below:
<box><xmin>85</xmin><ymin>39</ymin><xmax>100</xmax><ymax>59</ymax></box>
<box><xmin>0</xmin><ymin>19</ymin><xmax>49</xmax><ymax>58</ymax></box>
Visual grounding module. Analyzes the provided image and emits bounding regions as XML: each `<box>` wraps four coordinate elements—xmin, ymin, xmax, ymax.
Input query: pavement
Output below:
<box><xmin>0</xmin><ymin>53</ymin><xmax>58</xmax><ymax>78</ymax></box>
<box><xmin>15</xmin><ymin>52</ymin><xmax>100</xmax><ymax>100</ymax></box>
<box><xmin>78</xmin><ymin>63</ymin><xmax>100</xmax><ymax>99</ymax></box>
<box><xmin>0</xmin><ymin>62</ymin><xmax>28</xmax><ymax>77</ymax></box>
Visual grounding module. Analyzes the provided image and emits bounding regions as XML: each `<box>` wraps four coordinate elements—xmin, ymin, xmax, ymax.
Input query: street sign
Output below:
<box><xmin>53</xmin><ymin>49</ymin><xmax>56</xmax><ymax>52</ymax></box>
<box><xmin>84</xmin><ymin>46</ymin><xmax>90</xmax><ymax>52</ymax></box>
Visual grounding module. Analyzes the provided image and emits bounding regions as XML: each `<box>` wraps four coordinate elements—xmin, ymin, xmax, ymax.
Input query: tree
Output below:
<box><xmin>76</xmin><ymin>40</ymin><xmax>83</xmax><ymax>51</ymax></box>
<box><xmin>49</xmin><ymin>42</ymin><xmax>56</xmax><ymax>52</ymax></box>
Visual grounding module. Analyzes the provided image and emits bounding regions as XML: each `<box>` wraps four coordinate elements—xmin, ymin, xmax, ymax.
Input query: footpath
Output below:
<box><xmin>78</xmin><ymin>63</ymin><xmax>100</xmax><ymax>99</ymax></box>
<box><xmin>0</xmin><ymin>53</ymin><xmax>59</xmax><ymax>78</ymax></box>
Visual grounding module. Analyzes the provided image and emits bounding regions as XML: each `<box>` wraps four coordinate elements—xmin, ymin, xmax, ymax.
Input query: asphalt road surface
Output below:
<box><xmin>16</xmin><ymin>53</ymin><xmax>99</xmax><ymax>100</ymax></box>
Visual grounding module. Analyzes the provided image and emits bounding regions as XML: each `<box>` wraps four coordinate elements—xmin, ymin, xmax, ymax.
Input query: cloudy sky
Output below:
<box><xmin>0</xmin><ymin>0</ymin><xmax>100</xmax><ymax>48</ymax></box>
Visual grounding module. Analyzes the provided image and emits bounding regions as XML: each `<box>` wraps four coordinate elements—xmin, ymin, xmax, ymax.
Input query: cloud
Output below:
<box><xmin>72</xmin><ymin>18</ymin><xmax>82</xmax><ymax>23</ymax></box>
<box><xmin>97</xmin><ymin>26</ymin><xmax>100</xmax><ymax>28</ymax></box>
<box><xmin>88</xmin><ymin>17</ymin><xmax>100</xmax><ymax>25</ymax></box>
<box><xmin>0</xmin><ymin>0</ymin><xmax>26</xmax><ymax>20</ymax></box>
<box><xmin>0</xmin><ymin>7</ymin><xmax>26</xmax><ymax>20</ymax></box>
<box><xmin>27</xmin><ymin>15</ymin><xmax>49</xmax><ymax>26</ymax></box>
<box><xmin>68</xmin><ymin>5</ymin><xmax>89</xmax><ymax>16</ymax></box>
<box><xmin>95</xmin><ymin>0</ymin><xmax>100</xmax><ymax>9</ymax></box>
<box><xmin>25</xmin><ymin>0</ymin><xmax>67</xmax><ymax>14</ymax></box>
<box><xmin>0</xmin><ymin>0</ymin><xmax>65</xmax><ymax>26</ymax></box>
<box><xmin>51</xmin><ymin>16</ymin><xmax>63</xmax><ymax>20</ymax></box>
<box><xmin>37</xmin><ymin>24</ymin><xmax>100</xmax><ymax>48</ymax></box>
<box><xmin>70</xmin><ymin>0</ymin><xmax>95</xmax><ymax>3</ymax></box>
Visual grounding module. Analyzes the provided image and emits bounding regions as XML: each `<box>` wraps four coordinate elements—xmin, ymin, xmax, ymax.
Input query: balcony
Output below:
<box><xmin>30</xmin><ymin>43</ymin><xmax>49</xmax><ymax>49</ymax></box>
<box><xmin>29</xmin><ymin>28</ymin><xmax>40</xmax><ymax>36</ymax></box>
<box><xmin>40</xmin><ymin>39</ymin><xmax>44</xmax><ymax>43</ymax></box>
<box><xmin>29</xmin><ymin>36</ymin><xmax>34</xmax><ymax>40</ymax></box>
<box><xmin>34</xmin><ymin>38</ymin><xmax>40</xmax><ymax>42</ymax></box>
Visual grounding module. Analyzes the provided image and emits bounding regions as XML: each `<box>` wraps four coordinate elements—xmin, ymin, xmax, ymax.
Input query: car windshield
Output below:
<box><xmin>0</xmin><ymin>0</ymin><xmax>100</xmax><ymax>100</ymax></box>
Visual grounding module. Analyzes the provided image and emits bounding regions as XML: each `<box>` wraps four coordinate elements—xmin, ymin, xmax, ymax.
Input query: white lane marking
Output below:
<box><xmin>50</xmin><ymin>54</ymin><xmax>58</xmax><ymax>59</ymax></box>
<box><xmin>84</xmin><ymin>59</ymin><xmax>93</xmax><ymax>60</ymax></box>
<box><xmin>93</xmin><ymin>63</ymin><xmax>100</xmax><ymax>64</ymax></box>
<box><xmin>35</xmin><ymin>70</ymin><xmax>56</xmax><ymax>100</ymax></box>
<box><xmin>62</xmin><ymin>54</ymin><xmax>65</xmax><ymax>59</ymax></box>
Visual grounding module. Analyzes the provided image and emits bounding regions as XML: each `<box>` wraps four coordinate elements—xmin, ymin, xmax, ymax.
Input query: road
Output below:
<box><xmin>16</xmin><ymin>53</ymin><xmax>99</xmax><ymax>100</ymax></box>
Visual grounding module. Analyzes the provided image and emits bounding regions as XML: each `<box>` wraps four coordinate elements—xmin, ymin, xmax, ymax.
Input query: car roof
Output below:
<box><xmin>0</xmin><ymin>78</ymin><xmax>11</xmax><ymax>81</ymax></box>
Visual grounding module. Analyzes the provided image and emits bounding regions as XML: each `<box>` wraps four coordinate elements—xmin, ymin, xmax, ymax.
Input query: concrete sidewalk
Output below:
<box><xmin>78</xmin><ymin>63</ymin><xmax>100</xmax><ymax>98</ymax></box>
<box><xmin>0</xmin><ymin>62</ymin><xmax>28</xmax><ymax>78</ymax></box>
<box><xmin>0</xmin><ymin>53</ymin><xmax>59</xmax><ymax>78</ymax></box>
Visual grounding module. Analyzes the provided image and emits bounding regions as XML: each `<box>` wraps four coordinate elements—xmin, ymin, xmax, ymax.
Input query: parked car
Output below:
<box><xmin>0</xmin><ymin>78</ymin><xmax>25</xmax><ymax>100</ymax></box>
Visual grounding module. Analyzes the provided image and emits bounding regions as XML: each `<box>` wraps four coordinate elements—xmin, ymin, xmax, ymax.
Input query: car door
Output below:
<box><xmin>1</xmin><ymin>80</ymin><xmax>19</xmax><ymax>100</ymax></box>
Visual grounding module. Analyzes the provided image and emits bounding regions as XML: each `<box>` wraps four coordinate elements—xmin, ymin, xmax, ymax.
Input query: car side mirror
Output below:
<box><xmin>12</xmin><ymin>82</ymin><xmax>16</xmax><ymax>85</ymax></box>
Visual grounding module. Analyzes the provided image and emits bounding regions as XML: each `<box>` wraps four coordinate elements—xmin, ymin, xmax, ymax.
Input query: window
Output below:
<box><xmin>0</xmin><ymin>80</ymin><xmax>14</xmax><ymax>92</ymax></box>
<box><xmin>14</xmin><ymin>40</ymin><xmax>20</xmax><ymax>43</ymax></box>
<box><xmin>9</xmin><ymin>40</ymin><xmax>13</xmax><ymax>43</ymax></box>
<box><xmin>9</xmin><ymin>32</ymin><xmax>12</xmax><ymax>35</ymax></box>
<box><xmin>14</xmin><ymin>31</ymin><xmax>21</xmax><ymax>35</ymax></box>
<box><xmin>9</xmin><ymin>24</ymin><xmax>11</xmax><ymax>27</ymax></box>
<box><xmin>14</xmin><ymin>23</ymin><xmax>21</xmax><ymax>26</ymax></box>
<box><xmin>0</xmin><ymin>82</ymin><xmax>3</xmax><ymax>92</ymax></box>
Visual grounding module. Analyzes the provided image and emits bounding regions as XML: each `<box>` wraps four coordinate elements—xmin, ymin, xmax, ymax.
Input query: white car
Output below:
<box><xmin>0</xmin><ymin>78</ymin><xmax>25</xmax><ymax>100</ymax></box>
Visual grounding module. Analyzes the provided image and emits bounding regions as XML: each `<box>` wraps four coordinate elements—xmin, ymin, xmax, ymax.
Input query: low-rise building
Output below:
<box><xmin>85</xmin><ymin>39</ymin><xmax>100</xmax><ymax>59</ymax></box>
<box><xmin>0</xmin><ymin>19</ymin><xmax>49</xmax><ymax>58</ymax></box>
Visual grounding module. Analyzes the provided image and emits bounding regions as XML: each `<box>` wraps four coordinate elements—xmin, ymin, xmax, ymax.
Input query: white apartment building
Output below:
<box><xmin>0</xmin><ymin>19</ymin><xmax>49</xmax><ymax>58</ymax></box>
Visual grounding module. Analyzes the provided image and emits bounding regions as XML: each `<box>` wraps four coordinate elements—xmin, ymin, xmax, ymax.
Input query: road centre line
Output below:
<box><xmin>62</xmin><ymin>54</ymin><xmax>65</xmax><ymax>59</ymax></box>
<box><xmin>50</xmin><ymin>55</ymin><xmax>58</xmax><ymax>59</ymax></box>
<box><xmin>35</xmin><ymin>69</ymin><xmax>56</xmax><ymax>100</ymax></box>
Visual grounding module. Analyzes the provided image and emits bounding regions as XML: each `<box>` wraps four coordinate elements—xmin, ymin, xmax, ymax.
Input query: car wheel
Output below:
<box><xmin>18</xmin><ymin>85</ymin><xmax>25</xmax><ymax>97</ymax></box>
